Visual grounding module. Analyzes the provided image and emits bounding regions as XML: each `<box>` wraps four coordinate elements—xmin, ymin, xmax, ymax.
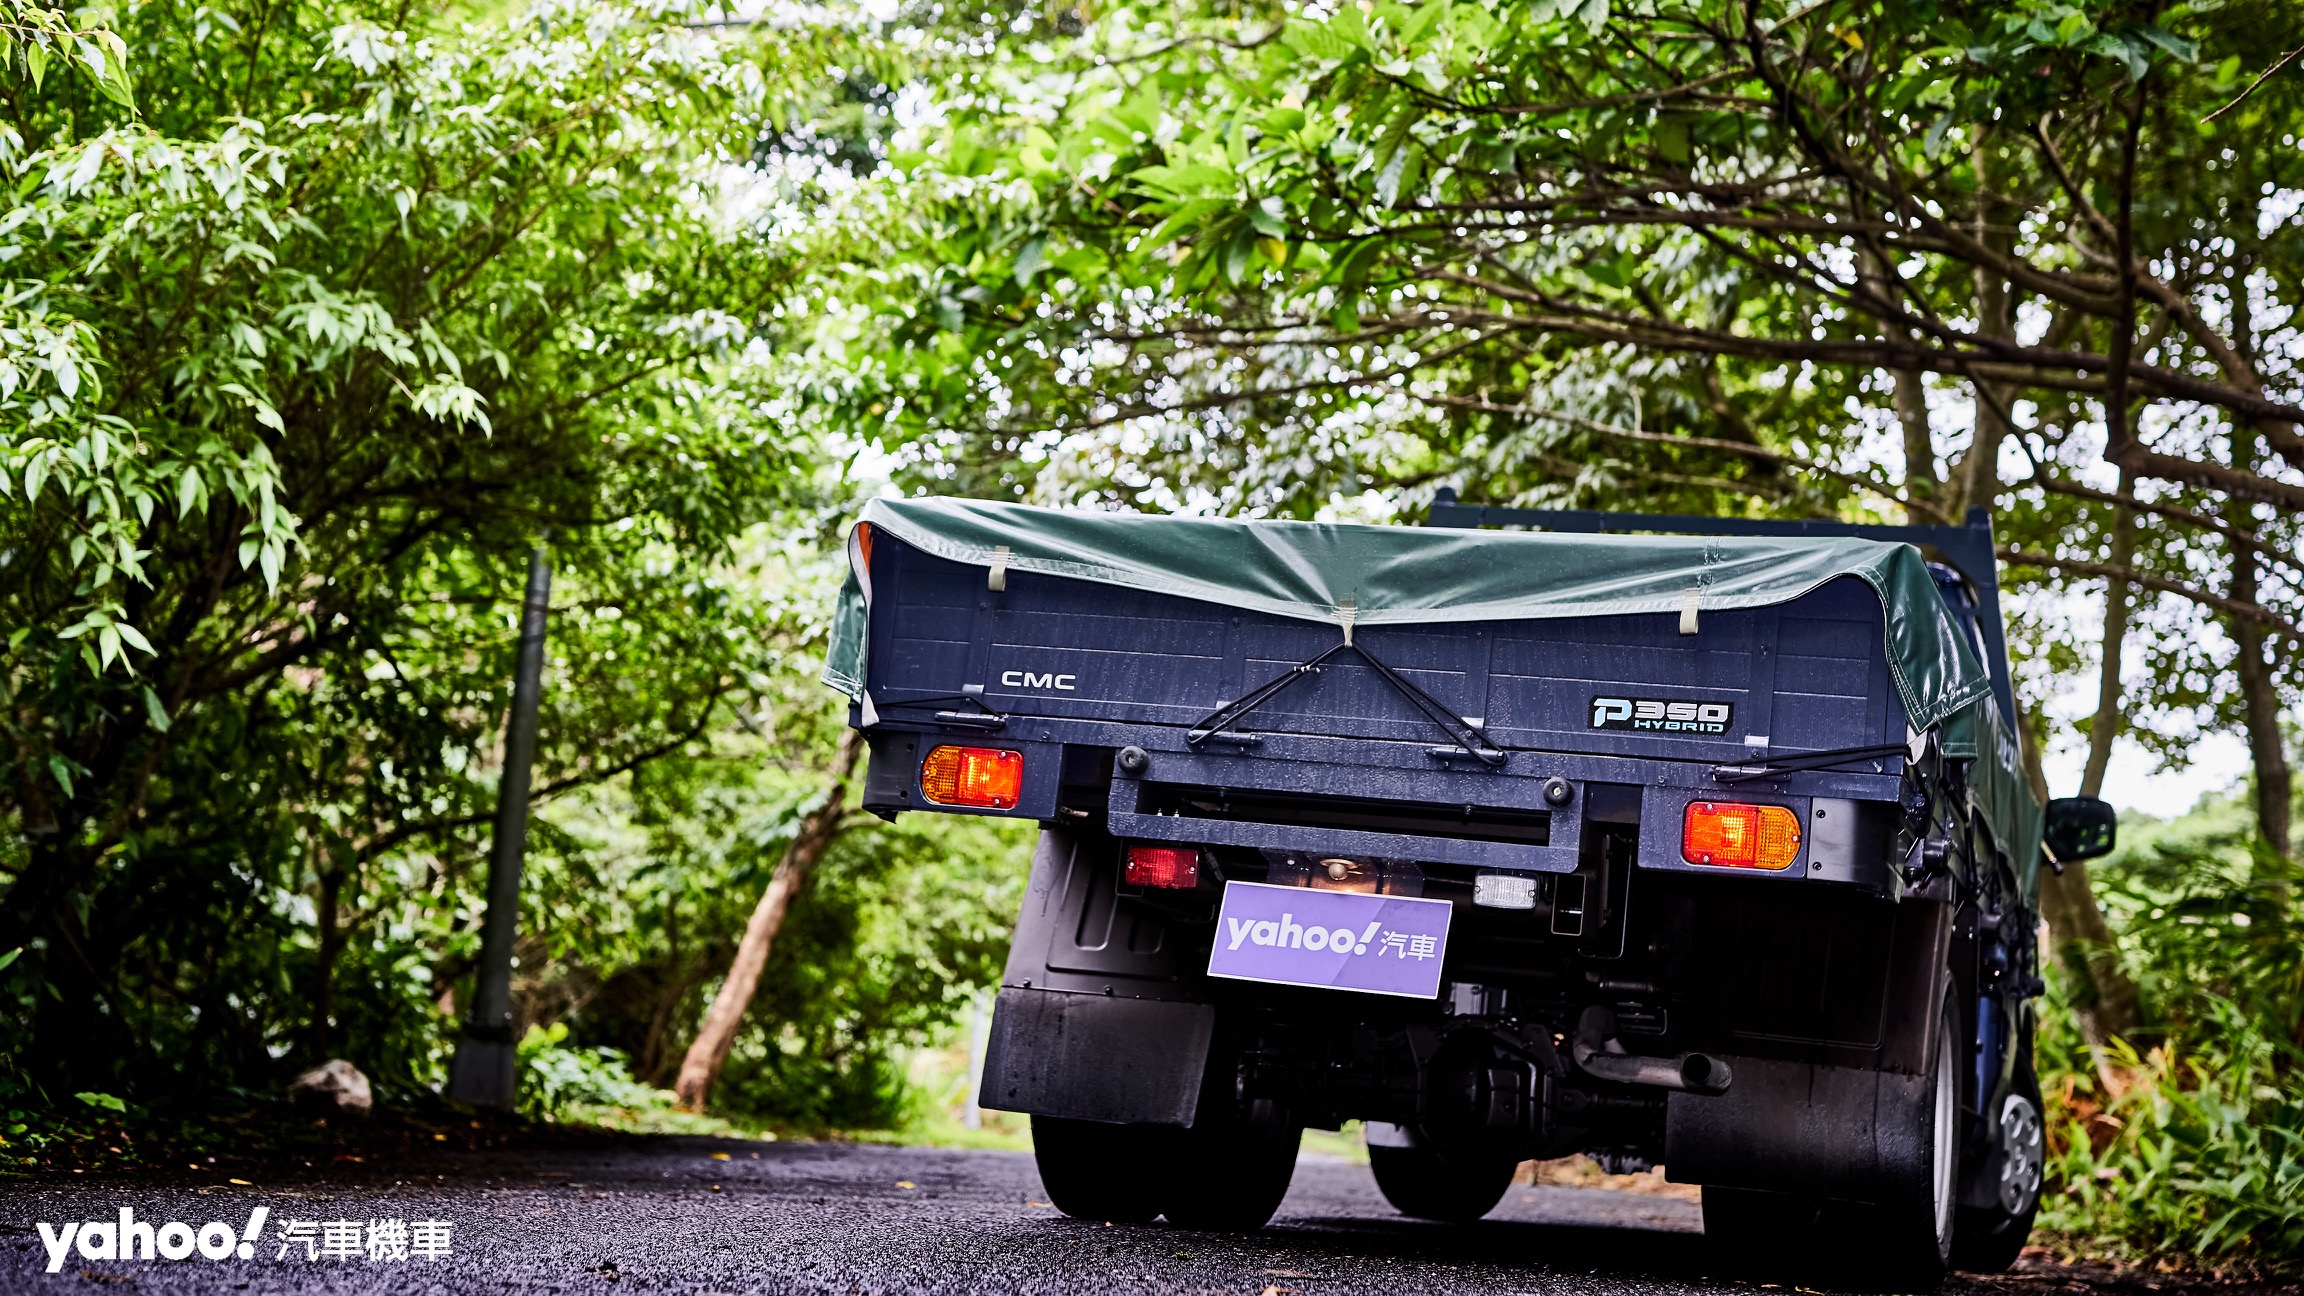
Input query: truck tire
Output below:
<box><xmin>1160</xmin><ymin>1099</ymin><xmax>1302</xmax><ymax>1231</ymax></box>
<box><xmin>1702</xmin><ymin>1184</ymin><xmax>1826</xmax><ymax>1260</ymax></box>
<box><xmin>1842</xmin><ymin>992</ymin><xmax>1962</xmax><ymax>1287</ymax></box>
<box><xmin>1369</xmin><ymin>1144</ymin><xmax>1517</xmax><ymax>1222</ymax></box>
<box><xmin>1030</xmin><ymin>1115</ymin><xmax>1176</xmax><ymax>1224</ymax></box>
<box><xmin>1951</xmin><ymin>1054</ymin><xmax>2044</xmax><ymax>1272</ymax></box>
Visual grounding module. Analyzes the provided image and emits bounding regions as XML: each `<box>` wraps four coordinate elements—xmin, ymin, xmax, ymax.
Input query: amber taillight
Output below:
<box><xmin>1682</xmin><ymin>801</ymin><xmax>1802</xmax><ymax>871</ymax></box>
<box><xmin>919</xmin><ymin>745</ymin><xmax>1024</xmax><ymax>809</ymax></box>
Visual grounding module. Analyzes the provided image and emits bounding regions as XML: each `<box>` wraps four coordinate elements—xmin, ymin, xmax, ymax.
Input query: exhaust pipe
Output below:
<box><xmin>1571</xmin><ymin>1006</ymin><xmax>1732</xmax><ymax>1095</ymax></box>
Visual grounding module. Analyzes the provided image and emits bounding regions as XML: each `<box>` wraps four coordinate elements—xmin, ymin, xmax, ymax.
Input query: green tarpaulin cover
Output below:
<box><xmin>824</xmin><ymin>497</ymin><xmax>2040</xmax><ymax>871</ymax></box>
<box><xmin>827</xmin><ymin>497</ymin><xmax>1993</xmax><ymax>728</ymax></box>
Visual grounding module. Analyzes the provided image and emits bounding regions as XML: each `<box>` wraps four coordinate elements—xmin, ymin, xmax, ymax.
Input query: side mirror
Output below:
<box><xmin>2043</xmin><ymin>796</ymin><xmax>2117</xmax><ymax>865</ymax></box>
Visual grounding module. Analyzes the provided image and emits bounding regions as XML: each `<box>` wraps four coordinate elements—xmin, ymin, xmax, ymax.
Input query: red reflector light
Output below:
<box><xmin>1682</xmin><ymin>801</ymin><xmax>1802</xmax><ymax>871</ymax></box>
<box><xmin>1125</xmin><ymin>846</ymin><xmax>1200</xmax><ymax>890</ymax></box>
<box><xmin>920</xmin><ymin>745</ymin><xmax>1023</xmax><ymax>809</ymax></box>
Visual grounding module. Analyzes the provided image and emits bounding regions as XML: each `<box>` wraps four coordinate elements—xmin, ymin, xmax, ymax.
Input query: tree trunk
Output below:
<box><xmin>2081</xmin><ymin>468</ymin><xmax>2137</xmax><ymax>795</ymax></box>
<box><xmin>2229</xmin><ymin>506</ymin><xmax>2291</xmax><ymax>855</ymax></box>
<box><xmin>1893</xmin><ymin>368</ymin><xmax>1938</xmax><ymax>511</ymax></box>
<box><xmin>2019</xmin><ymin>713</ymin><xmax>2142</xmax><ymax>1053</ymax></box>
<box><xmin>673</xmin><ymin>729</ymin><xmax>866</xmax><ymax>1111</ymax></box>
<box><xmin>312</xmin><ymin>857</ymin><xmax>344</xmax><ymax>1058</ymax></box>
<box><xmin>1950</xmin><ymin>140</ymin><xmax>2015</xmax><ymax>519</ymax></box>
<box><xmin>1856</xmin><ymin>240</ymin><xmax>1940</xmax><ymax>514</ymax></box>
<box><xmin>2227</xmin><ymin>263</ymin><xmax>2292</xmax><ymax>856</ymax></box>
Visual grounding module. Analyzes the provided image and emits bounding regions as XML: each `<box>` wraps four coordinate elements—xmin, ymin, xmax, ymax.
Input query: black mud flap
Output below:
<box><xmin>1663</xmin><ymin>1057</ymin><xmax>1933</xmax><ymax>1202</ymax></box>
<box><xmin>979</xmin><ymin>987</ymin><xmax>1215</xmax><ymax>1126</ymax></box>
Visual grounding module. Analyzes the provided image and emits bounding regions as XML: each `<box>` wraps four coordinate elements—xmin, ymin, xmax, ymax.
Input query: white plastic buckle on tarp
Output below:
<box><xmin>1678</xmin><ymin>585</ymin><xmax>1701</xmax><ymax>635</ymax></box>
<box><xmin>987</xmin><ymin>544</ymin><xmax>1010</xmax><ymax>592</ymax></box>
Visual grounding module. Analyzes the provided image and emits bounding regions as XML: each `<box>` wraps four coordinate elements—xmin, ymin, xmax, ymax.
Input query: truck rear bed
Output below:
<box><xmin>860</xmin><ymin>529</ymin><xmax>1908</xmax><ymax>882</ymax></box>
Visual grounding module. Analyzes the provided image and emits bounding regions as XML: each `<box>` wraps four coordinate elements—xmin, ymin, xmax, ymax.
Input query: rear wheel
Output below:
<box><xmin>1702</xmin><ymin>1185</ymin><xmax>1827</xmax><ymax>1265</ymax></box>
<box><xmin>1708</xmin><ymin>997</ymin><xmax>1963</xmax><ymax>1288</ymax></box>
<box><xmin>1369</xmin><ymin>1143</ymin><xmax>1518</xmax><ymax>1222</ymax></box>
<box><xmin>1030</xmin><ymin>1115</ymin><xmax>1177</xmax><ymax>1223</ymax></box>
<box><xmin>1840</xmin><ymin>993</ymin><xmax>1962</xmax><ymax>1288</ymax></box>
<box><xmin>1159</xmin><ymin>1098</ymin><xmax>1302</xmax><ymax>1231</ymax></box>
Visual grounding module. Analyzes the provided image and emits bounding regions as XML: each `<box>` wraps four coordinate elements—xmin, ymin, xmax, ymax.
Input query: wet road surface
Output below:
<box><xmin>0</xmin><ymin>1138</ymin><xmax>2266</xmax><ymax>1295</ymax></box>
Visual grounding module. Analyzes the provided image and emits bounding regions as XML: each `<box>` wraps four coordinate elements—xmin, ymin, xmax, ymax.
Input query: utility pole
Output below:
<box><xmin>446</xmin><ymin>544</ymin><xmax>552</xmax><ymax>1109</ymax></box>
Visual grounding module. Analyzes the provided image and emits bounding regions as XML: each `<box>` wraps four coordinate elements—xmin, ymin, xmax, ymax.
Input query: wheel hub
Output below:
<box><xmin>1997</xmin><ymin>1093</ymin><xmax>2044</xmax><ymax>1215</ymax></box>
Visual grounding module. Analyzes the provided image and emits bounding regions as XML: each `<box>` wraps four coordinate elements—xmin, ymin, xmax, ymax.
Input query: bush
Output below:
<box><xmin>516</xmin><ymin>1024</ymin><xmax>670</xmax><ymax>1121</ymax></box>
<box><xmin>2037</xmin><ymin>794</ymin><xmax>2304</xmax><ymax>1266</ymax></box>
<box><xmin>2043</xmin><ymin>1001</ymin><xmax>2304</xmax><ymax>1259</ymax></box>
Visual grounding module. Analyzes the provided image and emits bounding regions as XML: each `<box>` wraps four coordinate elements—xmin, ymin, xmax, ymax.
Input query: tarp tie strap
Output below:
<box><xmin>1710</xmin><ymin>740</ymin><xmax>1913</xmax><ymax>784</ymax></box>
<box><xmin>1338</xmin><ymin>598</ymin><xmax>1357</xmax><ymax>645</ymax></box>
<box><xmin>1187</xmin><ymin>638</ymin><xmax>1506</xmax><ymax>766</ymax></box>
<box><xmin>1678</xmin><ymin>586</ymin><xmax>1701</xmax><ymax>636</ymax></box>
<box><xmin>987</xmin><ymin>545</ymin><xmax>1010</xmax><ymax>592</ymax></box>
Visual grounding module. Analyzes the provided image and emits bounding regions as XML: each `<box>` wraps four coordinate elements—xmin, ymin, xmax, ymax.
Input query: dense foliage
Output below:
<box><xmin>2041</xmin><ymin>794</ymin><xmax>2304</xmax><ymax>1259</ymax></box>
<box><xmin>827</xmin><ymin>0</ymin><xmax>2304</xmax><ymax>778</ymax></box>
<box><xmin>0</xmin><ymin>0</ymin><xmax>1027</xmax><ymax>1124</ymax></box>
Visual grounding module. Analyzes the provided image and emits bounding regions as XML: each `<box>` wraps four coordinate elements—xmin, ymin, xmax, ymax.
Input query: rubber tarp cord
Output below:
<box><xmin>1709</xmin><ymin>740</ymin><xmax>1915</xmax><ymax>784</ymax></box>
<box><xmin>878</xmin><ymin>691</ymin><xmax>1010</xmax><ymax>732</ymax></box>
<box><xmin>1186</xmin><ymin>639</ymin><xmax>1508</xmax><ymax>766</ymax></box>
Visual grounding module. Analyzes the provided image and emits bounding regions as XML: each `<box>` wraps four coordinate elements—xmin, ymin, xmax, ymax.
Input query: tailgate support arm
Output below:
<box><xmin>1186</xmin><ymin>640</ymin><xmax>1507</xmax><ymax>766</ymax></box>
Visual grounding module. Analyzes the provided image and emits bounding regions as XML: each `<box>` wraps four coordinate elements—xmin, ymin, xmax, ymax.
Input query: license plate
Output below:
<box><xmin>1207</xmin><ymin>881</ymin><xmax>1453</xmax><ymax>999</ymax></box>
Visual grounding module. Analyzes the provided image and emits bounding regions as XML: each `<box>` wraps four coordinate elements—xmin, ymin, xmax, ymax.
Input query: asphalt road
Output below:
<box><xmin>0</xmin><ymin>1138</ymin><xmax>2272</xmax><ymax>1296</ymax></box>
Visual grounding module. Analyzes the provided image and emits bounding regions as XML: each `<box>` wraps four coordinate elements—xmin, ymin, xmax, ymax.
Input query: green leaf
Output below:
<box><xmin>1223</xmin><ymin>221</ymin><xmax>1259</xmax><ymax>284</ymax></box>
<box><xmin>1109</xmin><ymin>84</ymin><xmax>1161</xmax><ymax>138</ymax></box>
<box><xmin>1261</xmin><ymin>107</ymin><xmax>1306</xmax><ymax>134</ymax></box>
<box><xmin>1247</xmin><ymin>196</ymin><xmax>1288</xmax><ymax>238</ymax></box>
<box><xmin>1654</xmin><ymin>116</ymin><xmax>1690</xmax><ymax>165</ymax></box>
<box><xmin>74</xmin><ymin>1092</ymin><xmax>126</xmax><ymax>1114</ymax></box>
<box><xmin>1013</xmin><ymin>235</ymin><xmax>1047</xmax><ymax>286</ymax></box>
<box><xmin>1395</xmin><ymin>0</ymin><xmax>1448</xmax><ymax>47</ymax></box>
<box><xmin>1333</xmin><ymin>238</ymin><xmax>1387</xmax><ymax>289</ymax></box>
<box><xmin>1924</xmin><ymin>111</ymin><xmax>1954</xmax><ymax>160</ymax></box>
<box><xmin>142</xmin><ymin>685</ymin><xmax>171</xmax><ymax>733</ymax></box>
<box><xmin>26</xmin><ymin>42</ymin><xmax>47</xmax><ymax>92</ymax></box>
<box><xmin>1139</xmin><ymin>197</ymin><xmax>1228</xmax><ymax>255</ymax></box>
<box><xmin>1374</xmin><ymin>142</ymin><xmax>1422</xmax><ymax>208</ymax></box>
<box><xmin>1283</xmin><ymin>18</ymin><xmax>1356</xmax><ymax>61</ymax></box>
<box><xmin>0</xmin><ymin>947</ymin><xmax>19</xmax><ymax>975</ymax></box>
<box><xmin>2133</xmin><ymin>25</ymin><xmax>2197</xmax><ymax>64</ymax></box>
<box><xmin>2086</xmin><ymin>32</ymin><xmax>2152</xmax><ymax>80</ymax></box>
<box><xmin>1134</xmin><ymin>161</ymin><xmax>1235</xmax><ymax>197</ymax></box>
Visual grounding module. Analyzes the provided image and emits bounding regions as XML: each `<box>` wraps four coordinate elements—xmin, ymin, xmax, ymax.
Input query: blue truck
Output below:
<box><xmin>823</xmin><ymin>494</ymin><xmax>2117</xmax><ymax>1285</ymax></box>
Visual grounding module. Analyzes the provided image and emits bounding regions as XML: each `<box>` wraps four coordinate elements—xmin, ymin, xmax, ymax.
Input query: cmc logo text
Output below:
<box><xmin>1000</xmin><ymin>670</ymin><xmax>1077</xmax><ymax>691</ymax></box>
